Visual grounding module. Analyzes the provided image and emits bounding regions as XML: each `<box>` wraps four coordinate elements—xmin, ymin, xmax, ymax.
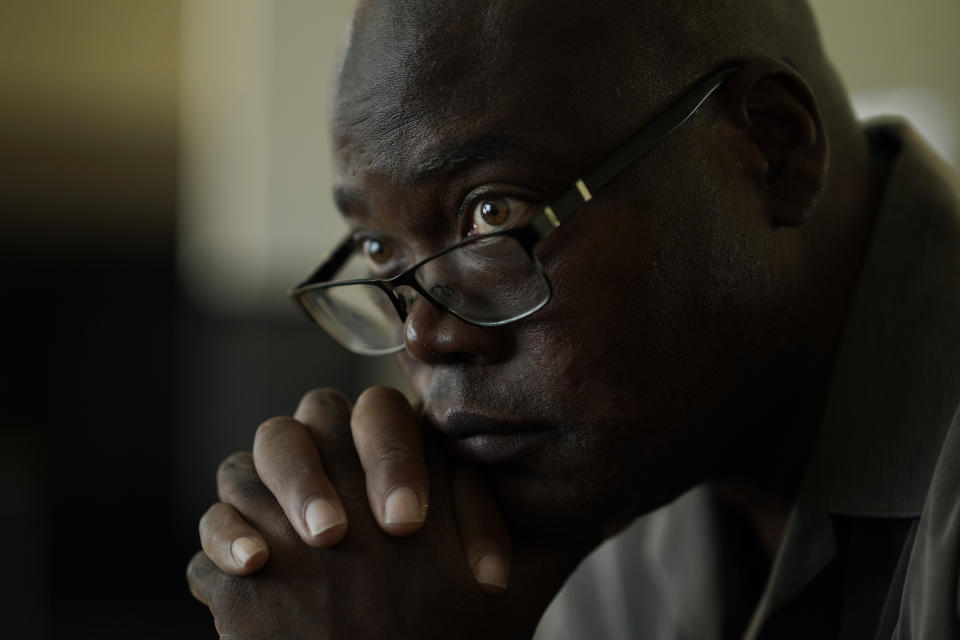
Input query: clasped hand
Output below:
<box><xmin>186</xmin><ymin>387</ymin><xmax>586</xmax><ymax>639</ymax></box>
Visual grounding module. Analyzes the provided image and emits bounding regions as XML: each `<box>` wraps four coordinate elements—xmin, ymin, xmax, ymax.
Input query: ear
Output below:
<box><xmin>725</xmin><ymin>60</ymin><xmax>829</xmax><ymax>227</ymax></box>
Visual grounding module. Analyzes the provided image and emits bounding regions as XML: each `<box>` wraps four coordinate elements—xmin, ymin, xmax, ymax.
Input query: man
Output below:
<box><xmin>186</xmin><ymin>0</ymin><xmax>960</xmax><ymax>637</ymax></box>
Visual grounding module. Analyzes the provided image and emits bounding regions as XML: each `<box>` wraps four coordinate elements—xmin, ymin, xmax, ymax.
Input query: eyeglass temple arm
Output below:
<box><xmin>538</xmin><ymin>67</ymin><xmax>739</xmax><ymax>232</ymax></box>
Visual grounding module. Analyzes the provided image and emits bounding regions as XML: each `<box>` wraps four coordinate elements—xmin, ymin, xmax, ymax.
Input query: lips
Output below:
<box><xmin>423</xmin><ymin>406</ymin><xmax>549</xmax><ymax>466</ymax></box>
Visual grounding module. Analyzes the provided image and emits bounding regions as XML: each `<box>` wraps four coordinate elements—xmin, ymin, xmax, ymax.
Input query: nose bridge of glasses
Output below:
<box><xmin>389</xmin><ymin>277</ymin><xmax>464</xmax><ymax>326</ymax></box>
<box><xmin>413</xmin><ymin>235</ymin><xmax>551</xmax><ymax>324</ymax></box>
<box><xmin>390</xmin><ymin>282</ymin><xmax>418</xmax><ymax>318</ymax></box>
<box><xmin>301</xmin><ymin>234</ymin><xmax>552</xmax><ymax>354</ymax></box>
<box><xmin>412</xmin><ymin>244</ymin><xmax>488</xmax><ymax>312</ymax></box>
<box><xmin>375</xmin><ymin>245</ymin><xmax>470</xmax><ymax>317</ymax></box>
<box><xmin>378</xmin><ymin>267</ymin><xmax>429</xmax><ymax>321</ymax></box>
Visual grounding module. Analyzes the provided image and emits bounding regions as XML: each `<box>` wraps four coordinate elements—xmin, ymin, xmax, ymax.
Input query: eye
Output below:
<box><xmin>362</xmin><ymin>237</ymin><xmax>394</xmax><ymax>265</ymax></box>
<box><xmin>469</xmin><ymin>196</ymin><xmax>528</xmax><ymax>235</ymax></box>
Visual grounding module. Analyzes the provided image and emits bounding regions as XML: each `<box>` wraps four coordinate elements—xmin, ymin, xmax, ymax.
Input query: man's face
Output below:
<box><xmin>331</xmin><ymin>4</ymin><xmax>799</xmax><ymax>534</ymax></box>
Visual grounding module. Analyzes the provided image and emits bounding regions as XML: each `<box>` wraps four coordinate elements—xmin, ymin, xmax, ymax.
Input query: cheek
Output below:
<box><xmin>502</xmin><ymin>177</ymin><xmax>775</xmax><ymax>511</ymax></box>
<box><xmin>395</xmin><ymin>352</ymin><xmax>432</xmax><ymax>400</ymax></box>
<box><xmin>530</xmin><ymin>206</ymin><xmax>687</xmax><ymax>394</ymax></box>
<box><xmin>518</xmin><ymin>238</ymin><xmax>679</xmax><ymax>457</ymax></box>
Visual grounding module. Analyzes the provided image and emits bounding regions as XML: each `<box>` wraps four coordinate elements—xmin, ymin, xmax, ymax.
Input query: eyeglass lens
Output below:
<box><xmin>300</xmin><ymin>234</ymin><xmax>549</xmax><ymax>353</ymax></box>
<box><xmin>413</xmin><ymin>235</ymin><xmax>549</xmax><ymax>323</ymax></box>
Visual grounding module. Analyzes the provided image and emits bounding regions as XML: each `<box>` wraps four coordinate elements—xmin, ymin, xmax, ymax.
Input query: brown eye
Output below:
<box><xmin>480</xmin><ymin>199</ymin><xmax>509</xmax><ymax>225</ymax></box>
<box><xmin>363</xmin><ymin>238</ymin><xmax>393</xmax><ymax>264</ymax></box>
<box><xmin>471</xmin><ymin>196</ymin><xmax>514</xmax><ymax>234</ymax></box>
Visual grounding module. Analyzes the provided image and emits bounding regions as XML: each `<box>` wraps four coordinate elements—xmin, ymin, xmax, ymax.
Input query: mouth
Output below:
<box><xmin>422</xmin><ymin>407</ymin><xmax>549</xmax><ymax>466</ymax></box>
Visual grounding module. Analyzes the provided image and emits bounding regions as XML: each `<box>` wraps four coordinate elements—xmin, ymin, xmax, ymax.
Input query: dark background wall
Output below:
<box><xmin>0</xmin><ymin>2</ymin><xmax>374</xmax><ymax>637</ymax></box>
<box><xmin>4</xmin><ymin>2</ymin><xmax>196</xmax><ymax>636</ymax></box>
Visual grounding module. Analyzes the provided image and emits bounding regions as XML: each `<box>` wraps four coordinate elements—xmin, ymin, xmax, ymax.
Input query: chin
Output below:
<box><xmin>487</xmin><ymin>467</ymin><xmax>615</xmax><ymax>540</ymax></box>
<box><xmin>486</xmin><ymin>449</ymin><xmax>697</xmax><ymax>542</ymax></box>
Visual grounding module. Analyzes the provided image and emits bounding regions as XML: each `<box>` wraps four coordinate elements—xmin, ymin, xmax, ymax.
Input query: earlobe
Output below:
<box><xmin>727</xmin><ymin>60</ymin><xmax>830</xmax><ymax>228</ymax></box>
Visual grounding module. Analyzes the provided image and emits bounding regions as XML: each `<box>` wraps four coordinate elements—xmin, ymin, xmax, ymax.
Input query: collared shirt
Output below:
<box><xmin>534</xmin><ymin>120</ymin><xmax>960</xmax><ymax>640</ymax></box>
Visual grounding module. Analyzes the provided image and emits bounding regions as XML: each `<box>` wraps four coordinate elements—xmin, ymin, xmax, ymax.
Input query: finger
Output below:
<box><xmin>294</xmin><ymin>388</ymin><xmax>367</xmax><ymax>513</ymax></box>
<box><xmin>216</xmin><ymin>451</ymin><xmax>273</xmax><ymax>504</ymax></box>
<box><xmin>351</xmin><ymin>386</ymin><xmax>429</xmax><ymax>536</ymax></box>
<box><xmin>216</xmin><ymin>450</ymin><xmax>288</xmax><ymax>536</ymax></box>
<box><xmin>186</xmin><ymin>550</ymin><xmax>219</xmax><ymax>606</ymax></box>
<box><xmin>453</xmin><ymin>466</ymin><xmax>512</xmax><ymax>593</ymax></box>
<box><xmin>253</xmin><ymin>414</ymin><xmax>348</xmax><ymax>547</ymax></box>
<box><xmin>199</xmin><ymin>502</ymin><xmax>269</xmax><ymax>575</ymax></box>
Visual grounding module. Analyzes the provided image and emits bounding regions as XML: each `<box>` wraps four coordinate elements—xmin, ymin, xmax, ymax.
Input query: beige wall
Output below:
<box><xmin>810</xmin><ymin>0</ymin><xmax>960</xmax><ymax>108</ymax></box>
<box><xmin>810</xmin><ymin>0</ymin><xmax>960</xmax><ymax>165</ymax></box>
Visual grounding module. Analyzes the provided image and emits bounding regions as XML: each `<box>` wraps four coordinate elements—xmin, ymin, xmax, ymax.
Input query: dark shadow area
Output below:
<box><xmin>0</xmin><ymin>4</ymin><xmax>377</xmax><ymax>636</ymax></box>
<box><xmin>2</xmin><ymin>249</ymin><xmax>373</xmax><ymax>639</ymax></box>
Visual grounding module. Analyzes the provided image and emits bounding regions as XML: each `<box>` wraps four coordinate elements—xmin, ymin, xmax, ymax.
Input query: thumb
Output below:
<box><xmin>452</xmin><ymin>465</ymin><xmax>513</xmax><ymax>594</ymax></box>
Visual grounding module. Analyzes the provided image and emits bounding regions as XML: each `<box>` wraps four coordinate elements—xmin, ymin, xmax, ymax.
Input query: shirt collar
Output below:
<box><xmin>744</xmin><ymin>119</ymin><xmax>960</xmax><ymax>637</ymax></box>
<box><xmin>798</xmin><ymin>118</ymin><xmax>960</xmax><ymax>518</ymax></box>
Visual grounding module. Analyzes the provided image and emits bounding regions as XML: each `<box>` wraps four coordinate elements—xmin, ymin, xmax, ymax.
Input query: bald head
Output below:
<box><xmin>333</xmin><ymin>0</ymin><xmax>846</xmax><ymax>181</ymax></box>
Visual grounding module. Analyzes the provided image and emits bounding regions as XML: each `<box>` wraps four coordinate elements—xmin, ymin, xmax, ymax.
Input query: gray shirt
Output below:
<box><xmin>535</xmin><ymin>120</ymin><xmax>960</xmax><ymax>640</ymax></box>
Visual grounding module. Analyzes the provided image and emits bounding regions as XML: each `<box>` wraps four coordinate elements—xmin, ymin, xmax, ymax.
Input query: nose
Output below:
<box><xmin>402</xmin><ymin>294</ymin><xmax>509</xmax><ymax>365</ymax></box>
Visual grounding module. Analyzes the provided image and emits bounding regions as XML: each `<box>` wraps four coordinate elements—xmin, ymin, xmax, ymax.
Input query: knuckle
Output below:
<box><xmin>300</xmin><ymin>387</ymin><xmax>352</xmax><ymax>415</ymax></box>
<box><xmin>374</xmin><ymin>440</ymin><xmax>419</xmax><ymax>469</ymax></box>
<box><xmin>217</xmin><ymin>452</ymin><xmax>270</xmax><ymax>501</ymax></box>
<box><xmin>356</xmin><ymin>385</ymin><xmax>405</xmax><ymax>407</ymax></box>
<box><xmin>186</xmin><ymin>550</ymin><xmax>215</xmax><ymax>585</ymax></box>
<box><xmin>254</xmin><ymin>416</ymin><xmax>296</xmax><ymax>447</ymax></box>
<box><xmin>217</xmin><ymin>451</ymin><xmax>254</xmax><ymax>482</ymax></box>
<box><xmin>233</xmin><ymin>473</ymin><xmax>271</xmax><ymax>502</ymax></box>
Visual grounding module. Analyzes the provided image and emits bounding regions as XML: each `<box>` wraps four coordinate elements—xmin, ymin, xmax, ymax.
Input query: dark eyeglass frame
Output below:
<box><xmin>289</xmin><ymin>67</ymin><xmax>738</xmax><ymax>351</ymax></box>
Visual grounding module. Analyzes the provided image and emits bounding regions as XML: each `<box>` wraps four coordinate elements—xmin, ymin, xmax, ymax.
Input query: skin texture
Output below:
<box><xmin>188</xmin><ymin>0</ymin><xmax>889</xmax><ymax>636</ymax></box>
<box><xmin>189</xmin><ymin>389</ymin><xmax>591</xmax><ymax>639</ymax></box>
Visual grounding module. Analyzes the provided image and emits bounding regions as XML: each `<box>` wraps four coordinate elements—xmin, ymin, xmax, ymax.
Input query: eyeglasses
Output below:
<box><xmin>289</xmin><ymin>68</ymin><xmax>737</xmax><ymax>355</ymax></box>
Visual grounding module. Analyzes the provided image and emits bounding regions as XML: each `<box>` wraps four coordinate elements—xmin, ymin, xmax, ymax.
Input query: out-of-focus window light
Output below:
<box><xmin>852</xmin><ymin>88</ymin><xmax>959</xmax><ymax>169</ymax></box>
<box><xmin>809</xmin><ymin>0</ymin><xmax>960</xmax><ymax>168</ymax></box>
<box><xmin>178</xmin><ymin>0</ymin><xmax>354</xmax><ymax>315</ymax></box>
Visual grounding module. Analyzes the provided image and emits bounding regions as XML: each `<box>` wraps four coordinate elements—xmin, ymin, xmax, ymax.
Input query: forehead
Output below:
<box><xmin>332</xmin><ymin>1</ymin><xmax>674</xmax><ymax>191</ymax></box>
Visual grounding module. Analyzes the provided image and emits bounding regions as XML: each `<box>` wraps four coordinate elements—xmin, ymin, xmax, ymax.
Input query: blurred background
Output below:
<box><xmin>1</xmin><ymin>1</ymin><xmax>957</xmax><ymax>637</ymax></box>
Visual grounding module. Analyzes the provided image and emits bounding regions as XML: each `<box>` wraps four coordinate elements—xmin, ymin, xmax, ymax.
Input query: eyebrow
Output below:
<box><xmin>407</xmin><ymin>132</ymin><xmax>533</xmax><ymax>184</ymax></box>
<box><xmin>333</xmin><ymin>131</ymin><xmax>536</xmax><ymax>220</ymax></box>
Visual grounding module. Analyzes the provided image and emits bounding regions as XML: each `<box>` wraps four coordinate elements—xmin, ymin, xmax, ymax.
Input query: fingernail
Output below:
<box><xmin>384</xmin><ymin>486</ymin><xmax>424</xmax><ymax>524</ymax></box>
<box><xmin>231</xmin><ymin>536</ymin><xmax>264</xmax><ymax>567</ymax></box>
<box><xmin>305</xmin><ymin>498</ymin><xmax>345</xmax><ymax>537</ymax></box>
<box><xmin>474</xmin><ymin>553</ymin><xmax>508</xmax><ymax>590</ymax></box>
